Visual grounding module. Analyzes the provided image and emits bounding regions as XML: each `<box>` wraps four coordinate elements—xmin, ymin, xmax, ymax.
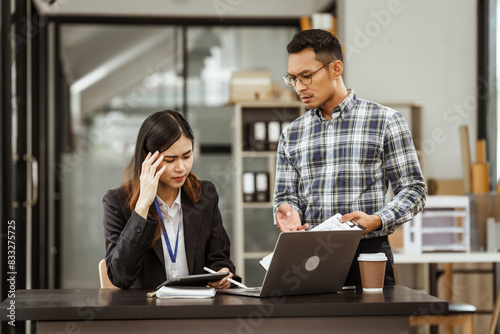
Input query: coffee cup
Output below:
<box><xmin>358</xmin><ymin>252</ymin><xmax>388</xmax><ymax>292</ymax></box>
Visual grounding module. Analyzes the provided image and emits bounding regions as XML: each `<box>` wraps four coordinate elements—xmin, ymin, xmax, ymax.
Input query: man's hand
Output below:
<box><xmin>276</xmin><ymin>203</ymin><xmax>308</xmax><ymax>232</ymax></box>
<box><xmin>340</xmin><ymin>211</ymin><xmax>382</xmax><ymax>236</ymax></box>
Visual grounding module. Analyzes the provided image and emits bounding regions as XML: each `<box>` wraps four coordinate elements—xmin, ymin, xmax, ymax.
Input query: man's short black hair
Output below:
<box><xmin>287</xmin><ymin>29</ymin><xmax>343</xmax><ymax>64</ymax></box>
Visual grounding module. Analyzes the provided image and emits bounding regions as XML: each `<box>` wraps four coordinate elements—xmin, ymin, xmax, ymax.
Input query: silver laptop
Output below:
<box><xmin>221</xmin><ymin>230</ymin><xmax>362</xmax><ymax>298</ymax></box>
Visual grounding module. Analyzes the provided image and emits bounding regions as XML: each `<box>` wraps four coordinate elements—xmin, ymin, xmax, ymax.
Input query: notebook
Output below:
<box><xmin>155</xmin><ymin>286</ymin><xmax>216</xmax><ymax>299</ymax></box>
<box><xmin>221</xmin><ymin>220</ymin><xmax>363</xmax><ymax>298</ymax></box>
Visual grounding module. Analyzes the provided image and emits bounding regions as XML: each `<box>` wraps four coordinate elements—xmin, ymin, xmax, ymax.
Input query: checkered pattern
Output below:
<box><xmin>273</xmin><ymin>90</ymin><xmax>426</xmax><ymax>239</ymax></box>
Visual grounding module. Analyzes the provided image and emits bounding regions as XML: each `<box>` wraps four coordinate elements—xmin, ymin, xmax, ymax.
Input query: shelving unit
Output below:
<box><xmin>403</xmin><ymin>195</ymin><xmax>471</xmax><ymax>253</ymax></box>
<box><xmin>231</xmin><ymin>102</ymin><xmax>305</xmax><ymax>284</ymax></box>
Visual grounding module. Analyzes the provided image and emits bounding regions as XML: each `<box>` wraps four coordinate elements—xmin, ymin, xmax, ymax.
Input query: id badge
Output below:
<box><xmin>170</xmin><ymin>262</ymin><xmax>179</xmax><ymax>278</ymax></box>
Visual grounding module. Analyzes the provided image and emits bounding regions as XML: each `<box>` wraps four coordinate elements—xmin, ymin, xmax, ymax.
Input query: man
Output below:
<box><xmin>273</xmin><ymin>29</ymin><xmax>426</xmax><ymax>286</ymax></box>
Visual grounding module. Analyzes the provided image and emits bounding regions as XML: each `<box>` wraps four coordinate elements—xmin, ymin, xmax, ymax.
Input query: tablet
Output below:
<box><xmin>156</xmin><ymin>273</ymin><xmax>228</xmax><ymax>289</ymax></box>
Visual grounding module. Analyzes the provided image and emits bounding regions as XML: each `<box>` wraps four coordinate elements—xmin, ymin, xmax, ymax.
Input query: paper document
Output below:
<box><xmin>259</xmin><ymin>213</ymin><xmax>364</xmax><ymax>271</ymax></box>
<box><xmin>311</xmin><ymin>213</ymin><xmax>365</xmax><ymax>232</ymax></box>
<box><xmin>156</xmin><ymin>286</ymin><xmax>216</xmax><ymax>299</ymax></box>
<box><xmin>259</xmin><ymin>253</ymin><xmax>274</xmax><ymax>272</ymax></box>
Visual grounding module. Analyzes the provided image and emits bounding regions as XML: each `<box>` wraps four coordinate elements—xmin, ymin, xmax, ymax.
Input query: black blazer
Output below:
<box><xmin>103</xmin><ymin>180</ymin><xmax>237</xmax><ymax>288</ymax></box>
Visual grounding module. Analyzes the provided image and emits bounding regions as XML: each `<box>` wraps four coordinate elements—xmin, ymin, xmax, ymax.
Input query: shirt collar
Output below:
<box><xmin>314</xmin><ymin>89</ymin><xmax>357</xmax><ymax>121</ymax></box>
<box><xmin>156</xmin><ymin>190</ymin><xmax>182</xmax><ymax>218</ymax></box>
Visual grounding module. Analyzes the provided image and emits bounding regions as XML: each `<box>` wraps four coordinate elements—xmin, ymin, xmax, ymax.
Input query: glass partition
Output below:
<box><xmin>58</xmin><ymin>24</ymin><xmax>296</xmax><ymax>288</ymax></box>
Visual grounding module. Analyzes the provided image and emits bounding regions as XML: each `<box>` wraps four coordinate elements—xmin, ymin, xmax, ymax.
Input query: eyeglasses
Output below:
<box><xmin>282</xmin><ymin>61</ymin><xmax>333</xmax><ymax>88</ymax></box>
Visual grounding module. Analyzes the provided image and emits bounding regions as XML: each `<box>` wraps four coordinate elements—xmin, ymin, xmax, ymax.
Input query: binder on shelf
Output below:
<box><xmin>252</xmin><ymin>121</ymin><xmax>267</xmax><ymax>151</ymax></box>
<box><xmin>243</xmin><ymin>123</ymin><xmax>252</xmax><ymax>151</ymax></box>
<box><xmin>267</xmin><ymin>121</ymin><xmax>281</xmax><ymax>151</ymax></box>
<box><xmin>243</xmin><ymin>172</ymin><xmax>256</xmax><ymax>202</ymax></box>
<box><xmin>255</xmin><ymin>172</ymin><xmax>270</xmax><ymax>202</ymax></box>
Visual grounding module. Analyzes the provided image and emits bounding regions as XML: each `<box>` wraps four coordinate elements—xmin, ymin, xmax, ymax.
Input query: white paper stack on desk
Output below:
<box><xmin>156</xmin><ymin>286</ymin><xmax>216</xmax><ymax>299</ymax></box>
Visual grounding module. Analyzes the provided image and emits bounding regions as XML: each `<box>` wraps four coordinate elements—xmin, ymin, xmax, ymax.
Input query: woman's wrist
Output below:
<box><xmin>134</xmin><ymin>201</ymin><xmax>150</xmax><ymax>219</ymax></box>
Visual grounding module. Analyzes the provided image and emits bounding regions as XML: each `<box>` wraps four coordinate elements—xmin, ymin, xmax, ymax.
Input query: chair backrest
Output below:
<box><xmin>98</xmin><ymin>259</ymin><xmax>118</xmax><ymax>289</ymax></box>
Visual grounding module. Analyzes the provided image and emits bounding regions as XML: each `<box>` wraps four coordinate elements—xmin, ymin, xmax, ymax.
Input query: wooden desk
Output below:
<box><xmin>394</xmin><ymin>251</ymin><xmax>500</xmax><ymax>264</ymax></box>
<box><xmin>394</xmin><ymin>251</ymin><xmax>500</xmax><ymax>296</ymax></box>
<box><xmin>1</xmin><ymin>286</ymin><xmax>446</xmax><ymax>334</ymax></box>
<box><xmin>394</xmin><ymin>251</ymin><xmax>500</xmax><ymax>334</ymax></box>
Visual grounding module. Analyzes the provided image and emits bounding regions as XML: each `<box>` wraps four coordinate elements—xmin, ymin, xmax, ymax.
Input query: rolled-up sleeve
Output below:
<box><xmin>374</xmin><ymin>112</ymin><xmax>427</xmax><ymax>234</ymax></box>
<box><xmin>273</xmin><ymin>131</ymin><xmax>303</xmax><ymax>224</ymax></box>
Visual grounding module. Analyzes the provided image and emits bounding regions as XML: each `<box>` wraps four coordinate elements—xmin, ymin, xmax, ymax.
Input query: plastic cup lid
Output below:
<box><xmin>357</xmin><ymin>252</ymin><xmax>388</xmax><ymax>261</ymax></box>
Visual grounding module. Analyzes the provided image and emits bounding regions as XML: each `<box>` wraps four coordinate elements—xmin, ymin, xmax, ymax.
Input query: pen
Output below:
<box><xmin>203</xmin><ymin>267</ymin><xmax>248</xmax><ymax>289</ymax></box>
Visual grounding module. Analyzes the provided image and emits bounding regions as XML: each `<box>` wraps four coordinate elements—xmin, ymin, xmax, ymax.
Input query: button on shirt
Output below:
<box><xmin>156</xmin><ymin>191</ymin><xmax>189</xmax><ymax>279</ymax></box>
<box><xmin>273</xmin><ymin>89</ymin><xmax>426</xmax><ymax>239</ymax></box>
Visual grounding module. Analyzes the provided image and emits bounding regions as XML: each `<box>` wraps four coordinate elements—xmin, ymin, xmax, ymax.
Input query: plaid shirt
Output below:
<box><xmin>273</xmin><ymin>89</ymin><xmax>426</xmax><ymax>239</ymax></box>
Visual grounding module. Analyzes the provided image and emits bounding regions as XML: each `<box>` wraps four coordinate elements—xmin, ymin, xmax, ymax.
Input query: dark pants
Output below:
<box><xmin>344</xmin><ymin>236</ymin><xmax>396</xmax><ymax>287</ymax></box>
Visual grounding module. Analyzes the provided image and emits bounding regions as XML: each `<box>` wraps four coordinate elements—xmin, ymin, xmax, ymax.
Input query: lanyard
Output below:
<box><xmin>153</xmin><ymin>197</ymin><xmax>181</xmax><ymax>264</ymax></box>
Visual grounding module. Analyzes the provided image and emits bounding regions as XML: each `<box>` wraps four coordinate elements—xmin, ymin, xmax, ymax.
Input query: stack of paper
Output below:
<box><xmin>156</xmin><ymin>286</ymin><xmax>216</xmax><ymax>299</ymax></box>
<box><xmin>259</xmin><ymin>213</ymin><xmax>364</xmax><ymax>271</ymax></box>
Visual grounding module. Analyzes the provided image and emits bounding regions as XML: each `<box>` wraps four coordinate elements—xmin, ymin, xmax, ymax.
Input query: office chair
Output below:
<box><xmin>98</xmin><ymin>259</ymin><xmax>118</xmax><ymax>289</ymax></box>
<box><xmin>406</xmin><ymin>263</ymin><xmax>476</xmax><ymax>334</ymax></box>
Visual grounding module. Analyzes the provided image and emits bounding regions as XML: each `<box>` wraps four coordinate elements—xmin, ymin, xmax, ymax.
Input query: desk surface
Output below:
<box><xmin>1</xmin><ymin>286</ymin><xmax>446</xmax><ymax>322</ymax></box>
<box><xmin>394</xmin><ymin>251</ymin><xmax>500</xmax><ymax>264</ymax></box>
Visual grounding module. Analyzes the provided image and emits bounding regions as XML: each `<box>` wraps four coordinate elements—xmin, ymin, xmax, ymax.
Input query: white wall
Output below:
<box><xmin>337</xmin><ymin>0</ymin><xmax>477</xmax><ymax>180</ymax></box>
<box><xmin>239</xmin><ymin>28</ymin><xmax>297</xmax><ymax>84</ymax></box>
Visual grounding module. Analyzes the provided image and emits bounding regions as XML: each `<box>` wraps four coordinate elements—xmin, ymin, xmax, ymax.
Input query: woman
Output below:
<box><xmin>103</xmin><ymin>110</ymin><xmax>238</xmax><ymax>289</ymax></box>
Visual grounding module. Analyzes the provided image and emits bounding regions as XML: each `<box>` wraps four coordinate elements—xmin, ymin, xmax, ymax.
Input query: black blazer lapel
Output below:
<box><xmin>148</xmin><ymin>202</ymin><xmax>165</xmax><ymax>268</ymax></box>
<box><xmin>181</xmin><ymin>191</ymin><xmax>203</xmax><ymax>274</ymax></box>
<box><xmin>152</xmin><ymin>237</ymin><xmax>165</xmax><ymax>268</ymax></box>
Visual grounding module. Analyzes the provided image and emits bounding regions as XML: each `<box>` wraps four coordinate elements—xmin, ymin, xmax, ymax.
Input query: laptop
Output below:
<box><xmin>220</xmin><ymin>229</ymin><xmax>362</xmax><ymax>298</ymax></box>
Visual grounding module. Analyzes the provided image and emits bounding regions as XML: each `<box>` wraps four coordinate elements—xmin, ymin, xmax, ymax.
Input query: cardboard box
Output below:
<box><xmin>389</xmin><ymin>228</ymin><xmax>404</xmax><ymax>251</ymax></box>
<box><xmin>427</xmin><ymin>179</ymin><xmax>465</xmax><ymax>195</ymax></box>
<box><xmin>230</xmin><ymin>71</ymin><xmax>273</xmax><ymax>102</ymax></box>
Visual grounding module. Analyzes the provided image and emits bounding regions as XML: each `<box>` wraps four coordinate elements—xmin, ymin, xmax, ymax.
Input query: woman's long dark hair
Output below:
<box><xmin>122</xmin><ymin>110</ymin><xmax>201</xmax><ymax>245</ymax></box>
